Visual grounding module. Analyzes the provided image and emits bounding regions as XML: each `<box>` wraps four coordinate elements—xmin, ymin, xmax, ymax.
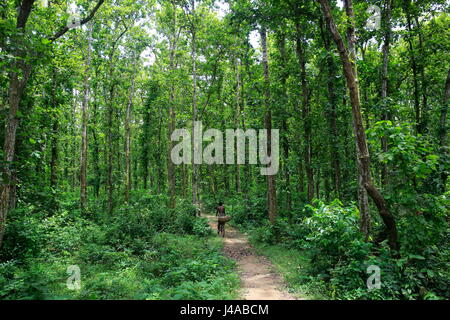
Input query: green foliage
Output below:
<box><xmin>0</xmin><ymin>194</ymin><xmax>237</xmax><ymax>300</ymax></box>
<box><xmin>1</xmin><ymin>0</ymin><xmax>448</xmax><ymax>303</ymax></box>
<box><xmin>241</xmin><ymin>196</ymin><xmax>449</xmax><ymax>300</ymax></box>
<box><xmin>0</xmin><ymin>206</ymin><xmax>46</xmax><ymax>261</ymax></box>
<box><xmin>203</xmin><ymin>193</ymin><xmax>268</xmax><ymax>229</ymax></box>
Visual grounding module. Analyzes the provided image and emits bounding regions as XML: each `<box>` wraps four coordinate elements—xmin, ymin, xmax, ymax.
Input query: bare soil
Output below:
<box><xmin>207</xmin><ymin>215</ymin><xmax>297</xmax><ymax>300</ymax></box>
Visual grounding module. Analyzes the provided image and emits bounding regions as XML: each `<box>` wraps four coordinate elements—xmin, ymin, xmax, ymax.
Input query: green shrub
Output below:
<box><xmin>0</xmin><ymin>193</ymin><xmax>239</xmax><ymax>300</ymax></box>
<box><xmin>0</xmin><ymin>206</ymin><xmax>46</xmax><ymax>261</ymax></box>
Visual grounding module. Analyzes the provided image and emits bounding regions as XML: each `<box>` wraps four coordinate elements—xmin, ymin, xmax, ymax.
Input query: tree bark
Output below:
<box><xmin>380</xmin><ymin>0</ymin><xmax>392</xmax><ymax>185</ymax></box>
<box><xmin>319</xmin><ymin>0</ymin><xmax>399</xmax><ymax>251</ymax></box>
<box><xmin>105</xmin><ymin>27</ymin><xmax>127</xmax><ymax>214</ymax></box>
<box><xmin>413</xmin><ymin>14</ymin><xmax>429</xmax><ymax>133</ymax></box>
<box><xmin>91</xmin><ymin>74</ymin><xmax>101</xmax><ymax>198</ymax></box>
<box><xmin>295</xmin><ymin>22</ymin><xmax>314</xmax><ymax>202</ymax></box>
<box><xmin>234</xmin><ymin>44</ymin><xmax>242</xmax><ymax>194</ymax></box>
<box><xmin>403</xmin><ymin>0</ymin><xmax>422</xmax><ymax>134</ymax></box>
<box><xmin>320</xmin><ymin>16</ymin><xmax>341</xmax><ymax>196</ymax></box>
<box><xmin>439</xmin><ymin>68</ymin><xmax>450</xmax><ymax>191</ymax></box>
<box><xmin>50</xmin><ymin>69</ymin><xmax>58</xmax><ymax>190</ymax></box>
<box><xmin>80</xmin><ymin>24</ymin><xmax>92</xmax><ymax>213</ymax></box>
<box><xmin>167</xmin><ymin>4</ymin><xmax>181</xmax><ymax>209</ymax></box>
<box><xmin>0</xmin><ymin>0</ymin><xmax>35</xmax><ymax>249</ymax></box>
<box><xmin>260</xmin><ymin>26</ymin><xmax>277</xmax><ymax>224</ymax></box>
<box><xmin>125</xmin><ymin>55</ymin><xmax>137</xmax><ymax>203</ymax></box>
<box><xmin>191</xmin><ymin>6</ymin><xmax>199</xmax><ymax>207</ymax></box>
<box><xmin>276</xmin><ymin>31</ymin><xmax>292</xmax><ymax>213</ymax></box>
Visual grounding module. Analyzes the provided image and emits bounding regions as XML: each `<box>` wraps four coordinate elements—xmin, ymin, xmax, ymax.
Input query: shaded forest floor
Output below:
<box><xmin>206</xmin><ymin>214</ymin><xmax>297</xmax><ymax>300</ymax></box>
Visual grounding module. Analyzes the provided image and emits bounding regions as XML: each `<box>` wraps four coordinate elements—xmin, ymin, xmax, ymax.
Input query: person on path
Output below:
<box><xmin>216</xmin><ymin>202</ymin><xmax>226</xmax><ymax>234</ymax></box>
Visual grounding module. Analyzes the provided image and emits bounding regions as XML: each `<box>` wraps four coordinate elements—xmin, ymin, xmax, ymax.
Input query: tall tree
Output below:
<box><xmin>125</xmin><ymin>52</ymin><xmax>138</xmax><ymax>203</ymax></box>
<box><xmin>295</xmin><ymin>21</ymin><xmax>314</xmax><ymax>202</ymax></box>
<box><xmin>0</xmin><ymin>0</ymin><xmax>104</xmax><ymax>248</ymax></box>
<box><xmin>80</xmin><ymin>23</ymin><xmax>93</xmax><ymax>212</ymax></box>
<box><xmin>380</xmin><ymin>0</ymin><xmax>392</xmax><ymax>185</ymax></box>
<box><xmin>260</xmin><ymin>26</ymin><xmax>277</xmax><ymax>224</ymax></box>
<box><xmin>319</xmin><ymin>0</ymin><xmax>398</xmax><ymax>250</ymax></box>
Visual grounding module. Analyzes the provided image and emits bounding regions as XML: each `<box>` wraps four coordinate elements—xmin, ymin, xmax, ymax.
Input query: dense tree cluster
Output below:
<box><xmin>0</xmin><ymin>0</ymin><xmax>448</xmax><ymax>299</ymax></box>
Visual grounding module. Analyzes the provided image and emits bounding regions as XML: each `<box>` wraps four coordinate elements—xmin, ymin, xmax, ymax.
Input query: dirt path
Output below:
<box><xmin>206</xmin><ymin>215</ymin><xmax>296</xmax><ymax>300</ymax></box>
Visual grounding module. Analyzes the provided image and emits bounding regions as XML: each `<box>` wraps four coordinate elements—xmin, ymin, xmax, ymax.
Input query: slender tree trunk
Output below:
<box><xmin>234</xmin><ymin>48</ymin><xmax>242</xmax><ymax>193</ymax></box>
<box><xmin>142</xmin><ymin>104</ymin><xmax>151</xmax><ymax>190</ymax></box>
<box><xmin>167</xmin><ymin>4</ymin><xmax>179</xmax><ymax>209</ymax></box>
<box><xmin>80</xmin><ymin>24</ymin><xmax>92</xmax><ymax>213</ymax></box>
<box><xmin>320</xmin><ymin>16</ymin><xmax>341</xmax><ymax>196</ymax></box>
<box><xmin>358</xmin><ymin>50</ymin><xmax>371</xmax><ymax>239</ymax></box>
<box><xmin>276</xmin><ymin>32</ymin><xmax>292</xmax><ymax>213</ymax></box>
<box><xmin>439</xmin><ymin>69</ymin><xmax>450</xmax><ymax>191</ymax></box>
<box><xmin>106</xmin><ymin>81</ymin><xmax>115</xmax><ymax>214</ymax></box>
<box><xmin>125</xmin><ymin>56</ymin><xmax>137</xmax><ymax>203</ymax></box>
<box><xmin>346</xmin><ymin>1</ymin><xmax>371</xmax><ymax>240</ymax></box>
<box><xmin>260</xmin><ymin>26</ymin><xmax>277</xmax><ymax>224</ymax></box>
<box><xmin>298</xmin><ymin>154</ymin><xmax>304</xmax><ymax>194</ymax></box>
<box><xmin>91</xmin><ymin>76</ymin><xmax>101</xmax><ymax>198</ymax></box>
<box><xmin>403</xmin><ymin>0</ymin><xmax>422</xmax><ymax>134</ymax></box>
<box><xmin>133</xmin><ymin>156</ymin><xmax>138</xmax><ymax>190</ymax></box>
<box><xmin>105</xmin><ymin>27</ymin><xmax>127</xmax><ymax>214</ymax></box>
<box><xmin>319</xmin><ymin>0</ymin><xmax>399</xmax><ymax>251</ymax></box>
<box><xmin>157</xmin><ymin>106</ymin><xmax>163</xmax><ymax>194</ymax></box>
<box><xmin>167</xmin><ymin>81</ymin><xmax>176</xmax><ymax>208</ymax></box>
<box><xmin>295</xmin><ymin>22</ymin><xmax>314</xmax><ymax>202</ymax></box>
<box><xmin>414</xmin><ymin>15</ymin><xmax>429</xmax><ymax>133</ymax></box>
<box><xmin>91</xmin><ymin>127</ymin><xmax>100</xmax><ymax>198</ymax></box>
<box><xmin>50</xmin><ymin>69</ymin><xmax>58</xmax><ymax>190</ymax></box>
<box><xmin>380</xmin><ymin>0</ymin><xmax>392</xmax><ymax>186</ymax></box>
<box><xmin>282</xmin><ymin>118</ymin><xmax>292</xmax><ymax>213</ymax></box>
<box><xmin>190</xmin><ymin>0</ymin><xmax>200</xmax><ymax>208</ymax></box>
<box><xmin>71</xmin><ymin>89</ymin><xmax>77</xmax><ymax>189</ymax></box>
<box><xmin>355</xmin><ymin>137</ymin><xmax>370</xmax><ymax>239</ymax></box>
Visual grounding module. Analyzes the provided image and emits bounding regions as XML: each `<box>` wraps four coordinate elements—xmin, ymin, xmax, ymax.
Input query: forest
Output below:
<box><xmin>0</xmin><ymin>0</ymin><xmax>448</xmax><ymax>301</ymax></box>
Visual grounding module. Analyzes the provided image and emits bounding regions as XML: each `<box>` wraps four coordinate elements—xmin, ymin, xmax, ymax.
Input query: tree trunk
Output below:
<box><xmin>190</xmin><ymin>0</ymin><xmax>199</xmax><ymax>208</ymax></box>
<box><xmin>320</xmin><ymin>16</ymin><xmax>341</xmax><ymax>196</ymax></box>
<box><xmin>439</xmin><ymin>68</ymin><xmax>450</xmax><ymax>191</ymax></box>
<box><xmin>167</xmin><ymin>87</ymin><xmax>176</xmax><ymax>207</ymax></box>
<box><xmin>359</xmin><ymin>49</ymin><xmax>371</xmax><ymax>239</ymax></box>
<box><xmin>414</xmin><ymin>15</ymin><xmax>429</xmax><ymax>133</ymax></box>
<box><xmin>167</xmin><ymin>4</ymin><xmax>179</xmax><ymax>209</ymax></box>
<box><xmin>106</xmin><ymin>80</ymin><xmax>114</xmax><ymax>214</ymax></box>
<box><xmin>142</xmin><ymin>102</ymin><xmax>151</xmax><ymax>190</ymax></box>
<box><xmin>234</xmin><ymin>47</ymin><xmax>242</xmax><ymax>193</ymax></box>
<box><xmin>0</xmin><ymin>0</ymin><xmax>35</xmax><ymax>249</ymax></box>
<box><xmin>319</xmin><ymin>0</ymin><xmax>399</xmax><ymax>251</ymax></box>
<box><xmin>276</xmin><ymin>32</ymin><xmax>292</xmax><ymax>213</ymax></box>
<box><xmin>50</xmin><ymin>69</ymin><xmax>58</xmax><ymax>190</ymax></box>
<box><xmin>260</xmin><ymin>26</ymin><xmax>277</xmax><ymax>224</ymax></box>
<box><xmin>380</xmin><ymin>0</ymin><xmax>392</xmax><ymax>186</ymax></box>
<box><xmin>403</xmin><ymin>0</ymin><xmax>422</xmax><ymax>134</ymax></box>
<box><xmin>125</xmin><ymin>56</ymin><xmax>137</xmax><ymax>203</ymax></box>
<box><xmin>91</xmin><ymin>77</ymin><xmax>101</xmax><ymax>198</ymax></box>
<box><xmin>295</xmin><ymin>22</ymin><xmax>314</xmax><ymax>202</ymax></box>
<box><xmin>80</xmin><ymin>24</ymin><xmax>92</xmax><ymax>213</ymax></box>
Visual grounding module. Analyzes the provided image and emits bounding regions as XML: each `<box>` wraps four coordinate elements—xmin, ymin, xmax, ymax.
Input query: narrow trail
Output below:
<box><xmin>206</xmin><ymin>214</ymin><xmax>297</xmax><ymax>300</ymax></box>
